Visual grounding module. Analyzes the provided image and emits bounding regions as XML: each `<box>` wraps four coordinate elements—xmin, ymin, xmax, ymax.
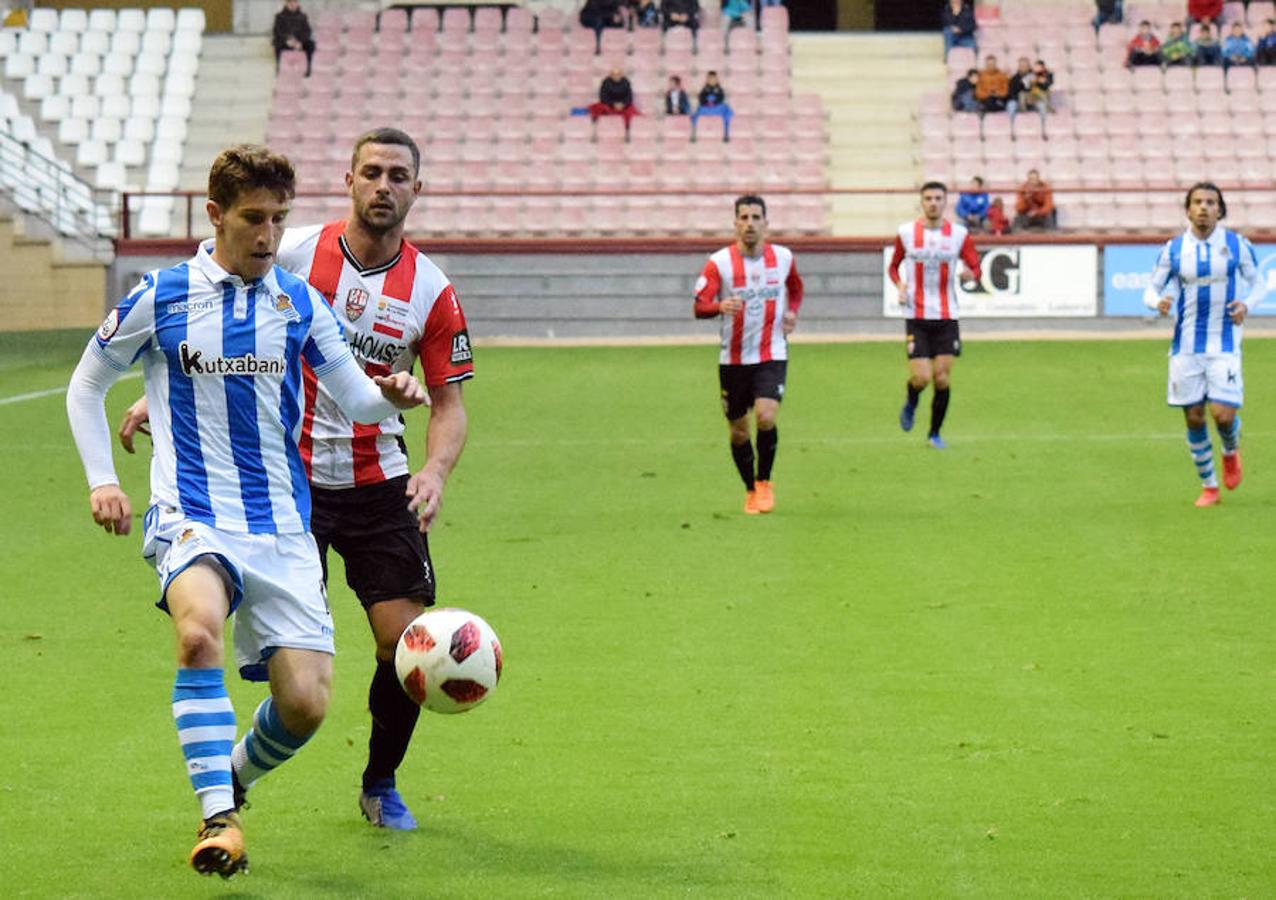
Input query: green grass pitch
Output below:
<box><xmin>1</xmin><ymin>330</ymin><xmax>1272</xmax><ymax>897</ymax></box>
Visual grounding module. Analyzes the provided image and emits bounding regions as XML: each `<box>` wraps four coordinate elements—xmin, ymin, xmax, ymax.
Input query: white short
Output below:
<box><xmin>1167</xmin><ymin>352</ymin><xmax>1244</xmax><ymax>408</ymax></box>
<box><xmin>142</xmin><ymin>506</ymin><xmax>335</xmax><ymax>682</ymax></box>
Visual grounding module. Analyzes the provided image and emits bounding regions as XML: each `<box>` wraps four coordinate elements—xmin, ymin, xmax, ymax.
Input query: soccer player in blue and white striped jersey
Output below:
<box><xmin>66</xmin><ymin>146</ymin><xmax>425</xmax><ymax>878</ymax></box>
<box><xmin>1143</xmin><ymin>182</ymin><xmax>1264</xmax><ymax>507</ymax></box>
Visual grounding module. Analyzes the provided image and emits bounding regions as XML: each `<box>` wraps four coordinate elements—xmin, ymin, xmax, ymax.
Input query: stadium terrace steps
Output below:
<box><xmin>0</xmin><ymin>213</ymin><xmax>105</xmax><ymax>331</ymax></box>
<box><xmin>791</xmin><ymin>33</ymin><xmax>943</xmax><ymax>235</ymax></box>
<box><xmin>179</xmin><ymin>35</ymin><xmax>272</xmax><ymax>190</ymax></box>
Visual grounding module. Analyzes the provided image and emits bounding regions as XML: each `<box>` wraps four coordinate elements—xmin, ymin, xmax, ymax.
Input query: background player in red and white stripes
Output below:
<box><xmin>120</xmin><ymin>129</ymin><xmax>471</xmax><ymax>831</ymax></box>
<box><xmin>887</xmin><ymin>181</ymin><xmax>980</xmax><ymax>449</ymax></box>
<box><xmin>694</xmin><ymin>195</ymin><xmax>803</xmax><ymax>514</ymax></box>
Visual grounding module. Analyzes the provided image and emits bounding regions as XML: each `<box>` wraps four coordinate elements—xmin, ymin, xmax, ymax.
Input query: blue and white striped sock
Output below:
<box><xmin>230</xmin><ymin>697</ymin><xmax>311</xmax><ymax>790</ymax></box>
<box><xmin>1187</xmin><ymin>425</ymin><xmax>1218</xmax><ymax>488</ymax></box>
<box><xmin>1218</xmin><ymin>416</ymin><xmax>1241</xmax><ymax>454</ymax></box>
<box><xmin>172</xmin><ymin>668</ymin><xmax>237</xmax><ymax>820</ymax></box>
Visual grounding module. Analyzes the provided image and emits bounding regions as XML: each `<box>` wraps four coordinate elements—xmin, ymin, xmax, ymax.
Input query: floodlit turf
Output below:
<box><xmin>2</xmin><ymin>330</ymin><xmax>1273</xmax><ymax>897</ymax></box>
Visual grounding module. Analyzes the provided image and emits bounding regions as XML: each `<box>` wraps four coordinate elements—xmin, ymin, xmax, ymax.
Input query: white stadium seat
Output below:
<box><xmin>155</xmin><ymin>116</ymin><xmax>187</xmax><ymax>143</ymax></box>
<box><xmin>4</xmin><ymin>52</ymin><xmax>34</xmax><ymax>79</ymax></box>
<box><xmin>130</xmin><ymin>94</ymin><xmax>160</xmax><ymax>120</ymax></box>
<box><xmin>10</xmin><ymin>114</ymin><xmax>38</xmax><ymax>143</ymax></box>
<box><xmin>151</xmin><ymin>139</ymin><xmax>182</xmax><ymax>165</ymax></box>
<box><xmin>61</xmin><ymin>9</ymin><xmax>89</xmax><ymax>32</ymax></box>
<box><xmin>146</xmin><ymin>161</ymin><xmax>180</xmax><ymax>190</ymax></box>
<box><xmin>88</xmin><ymin>9</ymin><xmax>117</xmax><ymax>32</ymax></box>
<box><xmin>94</xmin><ymin>160</ymin><xmax>128</xmax><ymax>191</ymax></box>
<box><xmin>140</xmin><ymin>30</ymin><xmax>172</xmax><ymax>57</ymax></box>
<box><xmin>92</xmin><ymin>117</ymin><xmax>123</xmax><ymax>144</ymax></box>
<box><xmin>0</xmin><ymin>92</ymin><xmax>20</xmax><ymax>119</ymax></box>
<box><xmin>39</xmin><ymin>94</ymin><xmax>70</xmax><ymax>122</ymax></box>
<box><xmin>136</xmin><ymin>54</ymin><xmax>168</xmax><ymax>77</ymax></box>
<box><xmin>146</xmin><ymin>8</ymin><xmax>177</xmax><ymax>33</ymax></box>
<box><xmin>159</xmin><ymin>95</ymin><xmax>191</xmax><ymax>119</ymax></box>
<box><xmin>59</xmin><ymin>73</ymin><xmax>92</xmax><ymax>98</ymax></box>
<box><xmin>48</xmin><ymin>31</ymin><xmax>79</xmax><ymax>56</ymax></box>
<box><xmin>17</xmin><ymin>30</ymin><xmax>48</xmax><ymax>55</ymax></box>
<box><xmin>117</xmin><ymin>9</ymin><xmax>147</xmax><ymax>33</ymax></box>
<box><xmin>176</xmin><ymin>8</ymin><xmax>206</xmax><ymax>32</ymax></box>
<box><xmin>69</xmin><ymin>95</ymin><xmax>101</xmax><ymax>119</ymax></box>
<box><xmin>100</xmin><ymin>94</ymin><xmax>133</xmax><ymax>120</ymax></box>
<box><xmin>163</xmin><ymin>73</ymin><xmax>196</xmax><ymax>101</ymax></box>
<box><xmin>27</xmin><ymin>8</ymin><xmax>59</xmax><ymax>32</ymax></box>
<box><xmin>0</xmin><ymin>30</ymin><xmax>16</xmax><ymax>57</ymax></box>
<box><xmin>123</xmin><ymin>115</ymin><xmax>155</xmax><ymax>143</ymax></box>
<box><xmin>70</xmin><ymin>53</ymin><xmax>103</xmax><ymax>78</ymax></box>
<box><xmin>102</xmin><ymin>52</ymin><xmax>135</xmax><ymax>77</ymax></box>
<box><xmin>168</xmin><ymin>53</ymin><xmax>199</xmax><ymax>78</ymax></box>
<box><xmin>172</xmin><ymin>30</ymin><xmax>202</xmax><ymax>56</ymax></box>
<box><xmin>57</xmin><ymin>117</ymin><xmax>89</xmax><ymax>145</ymax></box>
<box><xmin>111</xmin><ymin>31</ymin><xmax>141</xmax><ymax>56</ymax></box>
<box><xmin>129</xmin><ymin>73</ymin><xmax>161</xmax><ymax>99</ymax></box>
<box><xmin>35</xmin><ymin>54</ymin><xmax>69</xmax><ymax>78</ymax></box>
<box><xmin>114</xmin><ymin>139</ymin><xmax>147</xmax><ymax>167</ymax></box>
<box><xmin>94</xmin><ymin>73</ymin><xmax>126</xmax><ymax>99</ymax></box>
<box><xmin>80</xmin><ymin>29</ymin><xmax>110</xmax><ymax>55</ymax></box>
<box><xmin>22</xmin><ymin>74</ymin><xmax>56</xmax><ymax>101</ymax></box>
<box><xmin>138</xmin><ymin>202</ymin><xmax>173</xmax><ymax>237</ymax></box>
<box><xmin>76</xmin><ymin>139</ymin><xmax>109</xmax><ymax>167</ymax></box>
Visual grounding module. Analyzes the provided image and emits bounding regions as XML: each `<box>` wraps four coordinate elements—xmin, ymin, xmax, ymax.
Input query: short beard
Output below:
<box><xmin>356</xmin><ymin>206</ymin><xmax>404</xmax><ymax>237</ymax></box>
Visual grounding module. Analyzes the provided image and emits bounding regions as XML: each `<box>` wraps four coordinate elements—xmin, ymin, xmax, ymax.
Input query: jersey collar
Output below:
<box><xmin>193</xmin><ymin>238</ymin><xmax>274</xmax><ymax>288</ymax></box>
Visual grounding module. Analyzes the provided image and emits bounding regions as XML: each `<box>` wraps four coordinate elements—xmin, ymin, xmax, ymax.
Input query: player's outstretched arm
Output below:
<box><xmin>66</xmin><ymin>345</ymin><xmax>132</xmax><ymax>535</ymax></box>
<box><xmin>407</xmin><ymin>382</ymin><xmax>468</xmax><ymax>533</ymax></box>
<box><xmin>118</xmin><ymin>395</ymin><xmax>150</xmax><ymax>454</ymax></box>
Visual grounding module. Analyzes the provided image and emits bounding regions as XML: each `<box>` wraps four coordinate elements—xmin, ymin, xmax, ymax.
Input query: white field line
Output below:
<box><xmin>471</xmin><ymin>431</ymin><xmax>1272</xmax><ymax>448</ymax></box>
<box><xmin>0</xmin><ymin>371</ymin><xmax>141</xmax><ymax>407</ymax></box>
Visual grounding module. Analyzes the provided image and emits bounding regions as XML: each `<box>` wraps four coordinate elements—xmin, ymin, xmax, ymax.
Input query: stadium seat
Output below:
<box><xmin>56</xmin><ymin>116</ymin><xmax>89</xmax><ymax>145</ymax></box>
<box><xmin>91</xmin><ymin>117</ymin><xmax>123</xmax><ymax>144</ymax></box>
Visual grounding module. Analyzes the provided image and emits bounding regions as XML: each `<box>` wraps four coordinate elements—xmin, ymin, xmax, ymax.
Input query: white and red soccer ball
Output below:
<box><xmin>394</xmin><ymin>608</ymin><xmax>502</xmax><ymax>714</ymax></box>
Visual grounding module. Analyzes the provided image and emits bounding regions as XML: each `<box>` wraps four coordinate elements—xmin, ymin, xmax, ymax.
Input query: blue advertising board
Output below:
<box><xmin>1104</xmin><ymin>243</ymin><xmax>1276</xmax><ymax>316</ymax></box>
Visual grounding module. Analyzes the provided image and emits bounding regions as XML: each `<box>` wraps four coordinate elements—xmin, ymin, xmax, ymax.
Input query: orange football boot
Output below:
<box><xmin>1194</xmin><ymin>487</ymin><xmax>1221</xmax><ymax>508</ymax></box>
<box><xmin>190</xmin><ymin>811</ymin><xmax>248</xmax><ymax>879</ymax></box>
<box><xmin>1222</xmin><ymin>452</ymin><xmax>1242</xmax><ymax>490</ymax></box>
<box><xmin>754</xmin><ymin>480</ymin><xmax>775</xmax><ymax>513</ymax></box>
<box><xmin>744</xmin><ymin>489</ymin><xmax>762</xmax><ymax>515</ymax></box>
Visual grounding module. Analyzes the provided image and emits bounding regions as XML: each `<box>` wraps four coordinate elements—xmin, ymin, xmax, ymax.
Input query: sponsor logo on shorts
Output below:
<box><xmin>97</xmin><ymin>309</ymin><xmax>120</xmax><ymax>342</ymax></box>
<box><xmin>1228</xmin><ymin>369</ymin><xmax>1237</xmax><ymax>383</ymax></box>
<box><xmin>345</xmin><ymin>288</ymin><xmax>369</xmax><ymax>321</ymax></box>
<box><xmin>450</xmin><ymin>330</ymin><xmax>472</xmax><ymax>364</ymax></box>
<box><xmin>179</xmin><ymin>342</ymin><xmax>286</xmax><ymax>377</ymax></box>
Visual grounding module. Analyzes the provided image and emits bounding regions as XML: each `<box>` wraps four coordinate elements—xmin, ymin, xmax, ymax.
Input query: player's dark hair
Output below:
<box><xmin>734</xmin><ymin>194</ymin><xmax>766</xmax><ymax>217</ymax></box>
<box><xmin>971</xmin><ymin>176</ymin><xmax>984</xmax><ymax>186</ymax></box>
<box><xmin>921</xmin><ymin>181</ymin><xmax>948</xmax><ymax>195</ymax></box>
<box><xmin>351</xmin><ymin>127</ymin><xmax>421</xmax><ymax>176</ymax></box>
<box><xmin>1185</xmin><ymin>181</ymin><xmax>1227</xmax><ymax>218</ymax></box>
<box><xmin>208</xmin><ymin>144</ymin><xmax>295</xmax><ymax>209</ymax></box>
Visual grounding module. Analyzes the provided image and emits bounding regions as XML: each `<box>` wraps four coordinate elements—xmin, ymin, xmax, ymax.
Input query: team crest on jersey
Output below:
<box><xmin>97</xmin><ymin>309</ymin><xmax>120</xmax><ymax>342</ymax></box>
<box><xmin>345</xmin><ymin>288</ymin><xmax>370</xmax><ymax>321</ymax></box>
<box><xmin>450</xmin><ymin>330</ymin><xmax>472</xmax><ymax>364</ymax></box>
<box><xmin>274</xmin><ymin>293</ymin><xmax>301</xmax><ymax>323</ymax></box>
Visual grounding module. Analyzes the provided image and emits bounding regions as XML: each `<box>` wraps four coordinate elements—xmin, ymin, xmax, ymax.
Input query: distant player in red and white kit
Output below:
<box><xmin>120</xmin><ymin>129</ymin><xmax>472</xmax><ymax>831</ymax></box>
<box><xmin>694</xmin><ymin>195</ymin><xmax>804</xmax><ymax>514</ymax></box>
<box><xmin>887</xmin><ymin>181</ymin><xmax>981</xmax><ymax>449</ymax></box>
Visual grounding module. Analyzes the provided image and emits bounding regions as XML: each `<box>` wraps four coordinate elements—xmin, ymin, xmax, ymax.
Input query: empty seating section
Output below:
<box><xmin>269</xmin><ymin>6</ymin><xmax>828</xmax><ymax>237</ymax></box>
<box><xmin>0</xmin><ymin>7</ymin><xmax>204</xmax><ymax>236</ymax></box>
<box><xmin>919</xmin><ymin>0</ymin><xmax>1276</xmax><ymax>231</ymax></box>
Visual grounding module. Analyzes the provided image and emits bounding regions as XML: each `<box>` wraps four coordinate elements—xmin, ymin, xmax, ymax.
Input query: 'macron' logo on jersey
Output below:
<box><xmin>178</xmin><ymin>342</ymin><xmax>286</xmax><ymax>377</ymax></box>
<box><xmin>345</xmin><ymin>288</ymin><xmax>369</xmax><ymax>321</ymax></box>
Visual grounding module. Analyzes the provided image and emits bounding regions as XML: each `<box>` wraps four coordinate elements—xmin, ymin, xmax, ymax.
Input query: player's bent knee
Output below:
<box><xmin>175</xmin><ymin>626</ymin><xmax>222</xmax><ymax>669</ymax></box>
<box><xmin>275</xmin><ymin>682</ymin><xmax>330</xmax><ymax>736</ymax></box>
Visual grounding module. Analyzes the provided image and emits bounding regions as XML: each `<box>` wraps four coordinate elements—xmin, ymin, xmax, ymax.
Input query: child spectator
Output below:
<box><xmin>951</xmin><ymin>68</ymin><xmax>980</xmax><ymax>112</ymax></box>
<box><xmin>986</xmin><ymin>197</ymin><xmax>1010</xmax><ymax>235</ymax></box>
<box><xmin>1222</xmin><ymin>21</ymin><xmax>1256</xmax><ymax>70</ymax></box>
<box><xmin>1126</xmin><ymin>20</ymin><xmax>1162</xmax><ymax>66</ymax></box>
<box><xmin>975</xmin><ymin>55</ymin><xmax>1010</xmax><ymax>113</ymax></box>
<box><xmin>664</xmin><ymin>75</ymin><xmax>690</xmax><ymax>115</ymax></box>
<box><xmin>1160</xmin><ymin>22</ymin><xmax>1196</xmax><ymax>65</ymax></box>
<box><xmin>690</xmin><ymin>70</ymin><xmax>733</xmax><ymax>141</ymax></box>
<box><xmin>956</xmin><ymin>177</ymin><xmax>990</xmax><ymax>231</ymax></box>
<box><xmin>1195</xmin><ymin>22</ymin><xmax>1222</xmax><ymax>64</ymax></box>
<box><xmin>942</xmin><ymin>0</ymin><xmax>978</xmax><ymax>62</ymax></box>
<box><xmin>1257</xmin><ymin>19</ymin><xmax>1276</xmax><ymax>64</ymax></box>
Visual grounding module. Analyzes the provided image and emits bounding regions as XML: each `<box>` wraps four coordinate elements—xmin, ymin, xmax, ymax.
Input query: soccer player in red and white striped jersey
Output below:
<box><xmin>887</xmin><ymin>181</ymin><xmax>981</xmax><ymax>449</ymax></box>
<box><xmin>694</xmin><ymin>195</ymin><xmax>804</xmax><ymax>514</ymax></box>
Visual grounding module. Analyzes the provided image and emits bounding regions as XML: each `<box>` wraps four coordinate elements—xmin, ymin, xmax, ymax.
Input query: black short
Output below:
<box><xmin>905</xmin><ymin>319</ymin><xmax>961</xmax><ymax>359</ymax></box>
<box><xmin>310</xmin><ymin>474</ymin><xmax>436</xmax><ymax>609</ymax></box>
<box><xmin>719</xmin><ymin>360</ymin><xmax>787</xmax><ymax>420</ymax></box>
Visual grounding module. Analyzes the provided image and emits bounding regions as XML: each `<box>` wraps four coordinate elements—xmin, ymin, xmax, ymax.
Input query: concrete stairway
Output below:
<box><xmin>791</xmin><ymin>33</ymin><xmax>946</xmax><ymax>237</ymax></box>
<box><xmin>179</xmin><ymin>34</ymin><xmax>274</xmax><ymax>191</ymax></box>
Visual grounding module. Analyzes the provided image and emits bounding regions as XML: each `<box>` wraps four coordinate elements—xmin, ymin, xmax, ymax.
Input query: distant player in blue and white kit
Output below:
<box><xmin>1143</xmin><ymin>182</ymin><xmax>1263</xmax><ymax>507</ymax></box>
<box><xmin>65</xmin><ymin>145</ymin><xmax>425</xmax><ymax>878</ymax></box>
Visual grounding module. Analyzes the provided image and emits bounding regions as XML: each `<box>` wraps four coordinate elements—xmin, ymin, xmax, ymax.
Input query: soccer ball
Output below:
<box><xmin>394</xmin><ymin>608</ymin><xmax>502</xmax><ymax>714</ymax></box>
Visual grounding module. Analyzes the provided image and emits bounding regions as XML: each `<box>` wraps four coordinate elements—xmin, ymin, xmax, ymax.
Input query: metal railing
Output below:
<box><xmin>0</xmin><ymin>130</ymin><xmax>116</xmax><ymax>254</ymax></box>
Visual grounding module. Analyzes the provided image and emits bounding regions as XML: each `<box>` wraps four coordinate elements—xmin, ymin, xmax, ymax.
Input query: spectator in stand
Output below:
<box><xmin>975</xmin><ymin>55</ymin><xmax>1010</xmax><ymax>113</ymax></box>
<box><xmin>691</xmin><ymin>70</ymin><xmax>734</xmax><ymax>142</ymax></box>
<box><xmin>1160</xmin><ymin>22</ymin><xmax>1196</xmax><ymax>65</ymax></box>
<box><xmin>1006</xmin><ymin>56</ymin><xmax>1034</xmax><ymax>116</ymax></box>
<box><xmin>1257</xmin><ymin>19</ymin><xmax>1276</xmax><ymax>64</ymax></box>
<box><xmin>956</xmin><ymin>176</ymin><xmax>990</xmax><ymax>231</ymax></box>
<box><xmin>942</xmin><ymin>0</ymin><xmax>978</xmax><ymax>62</ymax></box>
<box><xmin>1014</xmin><ymin>169</ymin><xmax>1056</xmax><ymax>231</ymax></box>
<box><xmin>1222</xmin><ymin>21</ymin><xmax>1256</xmax><ymax>70</ymax></box>
<box><xmin>1127</xmin><ymin>20</ymin><xmax>1163</xmax><ymax>66</ymax></box>
<box><xmin>951</xmin><ymin>68</ymin><xmax>980</xmax><ymax>112</ymax></box>
<box><xmin>631</xmin><ymin>0</ymin><xmax>661</xmax><ymax>27</ymax></box>
<box><xmin>580</xmin><ymin>0</ymin><xmax>626</xmax><ymax>54</ymax></box>
<box><xmin>1195</xmin><ymin>22</ymin><xmax>1223</xmax><ymax>64</ymax></box>
<box><xmin>986</xmin><ymin>197</ymin><xmax>1010</xmax><ymax>235</ymax></box>
<box><xmin>665</xmin><ymin>74</ymin><xmax>691</xmax><ymax>114</ymax></box>
<box><xmin>1187</xmin><ymin>0</ymin><xmax>1224</xmax><ymax>35</ymax></box>
<box><xmin>1093</xmin><ymin>0</ymin><xmax>1124</xmax><ymax>34</ymax></box>
<box><xmin>272</xmin><ymin>0</ymin><xmax>316</xmax><ymax>77</ymax></box>
<box><xmin>661</xmin><ymin>0</ymin><xmax>700</xmax><ymax>42</ymax></box>
<box><xmin>588</xmin><ymin>66</ymin><xmax>640</xmax><ymax>135</ymax></box>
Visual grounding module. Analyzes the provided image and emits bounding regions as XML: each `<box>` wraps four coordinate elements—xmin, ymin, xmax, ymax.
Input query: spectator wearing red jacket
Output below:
<box><xmin>1127</xmin><ymin>20</ymin><xmax>1162</xmax><ymax>66</ymax></box>
<box><xmin>1187</xmin><ymin>0</ymin><xmax>1224</xmax><ymax>35</ymax></box>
